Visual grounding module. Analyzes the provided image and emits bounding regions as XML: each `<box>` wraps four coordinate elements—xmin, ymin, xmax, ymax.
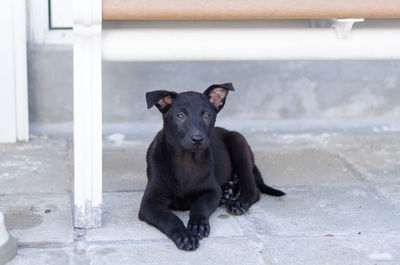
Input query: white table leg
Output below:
<box><xmin>73</xmin><ymin>0</ymin><xmax>103</xmax><ymax>228</ymax></box>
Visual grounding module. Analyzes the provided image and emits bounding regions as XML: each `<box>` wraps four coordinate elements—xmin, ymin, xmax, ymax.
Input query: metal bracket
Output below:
<box><xmin>331</xmin><ymin>18</ymin><xmax>364</xmax><ymax>39</ymax></box>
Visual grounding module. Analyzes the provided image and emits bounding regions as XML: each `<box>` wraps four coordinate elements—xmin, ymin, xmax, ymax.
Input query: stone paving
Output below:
<box><xmin>1</xmin><ymin>126</ymin><xmax>400</xmax><ymax>265</ymax></box>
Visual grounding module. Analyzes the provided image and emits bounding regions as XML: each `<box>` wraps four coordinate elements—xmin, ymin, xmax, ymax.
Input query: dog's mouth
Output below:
<box><xmin>181</xmin><ymin>140</ymin><xmax>209</xmax><ymax>152</ymax></box>
<box><xmin>188</xmin><ymin>146</ymin><xmax>207</xmax><ymax>152</ymax></box>
<box><xmin>185</xmin><ymin>144</ymin><xmax>208</xmax><ymax>152</ymax></box>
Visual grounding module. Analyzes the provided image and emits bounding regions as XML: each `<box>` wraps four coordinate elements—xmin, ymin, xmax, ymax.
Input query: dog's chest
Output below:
<box><xmin>173</xmin><ymin>165</ymin><xmax>206</xmax><ymax>192</ymax></box>
<box><xmin>169</xmin><ymin>162</ymin><xmax>210</xmax><ymax>204</ymax></box>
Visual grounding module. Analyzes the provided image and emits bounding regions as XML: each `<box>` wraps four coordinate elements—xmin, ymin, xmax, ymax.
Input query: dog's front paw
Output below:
<box><xmin>187</xmin><ymin>217</ymin><xmax>210</xmax><ymax>239</ymax></box>
<box><xmin>171</xmin><ymin>229</ymin><xmax>199</xmax><ymax>251</ymax></box>
<box><xmin>227</xmin><ymin>199</ymin><xmax>250</xmax><ymax>215</ymax></box>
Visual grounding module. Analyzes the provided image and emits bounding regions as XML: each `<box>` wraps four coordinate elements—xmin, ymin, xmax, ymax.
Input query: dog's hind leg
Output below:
<box><xmin>224</xmin><ymin>131</ymin><xmax>260</xmax><ymax>215</ymax></box>
<box><xmin>220</xmin><ymin>179</ymin><xmax>239</xmax><ymax>206</ymax></box>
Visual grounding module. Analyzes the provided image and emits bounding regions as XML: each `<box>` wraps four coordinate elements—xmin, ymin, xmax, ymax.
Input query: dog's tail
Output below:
<box><xmin>253</xmin><ymin>165</ymin><xmax>285</xmax><ymax>197</ymax></box>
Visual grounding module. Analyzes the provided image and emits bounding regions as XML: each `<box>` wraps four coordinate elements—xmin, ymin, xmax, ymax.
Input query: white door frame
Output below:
<box><xmin>0</xmin><ymin>0</ymin><xmax>29</xmax><ymax>143</ymax></box>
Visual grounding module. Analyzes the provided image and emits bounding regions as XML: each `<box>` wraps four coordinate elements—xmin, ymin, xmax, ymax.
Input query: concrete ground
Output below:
<box><xmin>1</xmin><ymin>122</ymin><xmax>400</xmax><ymax>265</ymax></box>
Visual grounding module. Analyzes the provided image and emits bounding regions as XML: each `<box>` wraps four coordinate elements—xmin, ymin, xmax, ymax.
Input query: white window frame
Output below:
<box><xmin>28</xmin><ymin>0</ymin><xmax>73</xmax><ymax>44</ymax></box>
<box><xmin>49</xmin><ymin>0</ymin><xmax>73</xmax><ymax>29</ymax></box>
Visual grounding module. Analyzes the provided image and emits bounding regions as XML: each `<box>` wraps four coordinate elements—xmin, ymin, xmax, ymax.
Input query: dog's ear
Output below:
<box><xmin>203</xmin><ymin>83</ymin><xmax>235</xmax><ymax>112</ymax></box>
<box><xmin>146</xmin><ymin>90</ymin><xmax>178</xmax><ymax>113</ymax></box>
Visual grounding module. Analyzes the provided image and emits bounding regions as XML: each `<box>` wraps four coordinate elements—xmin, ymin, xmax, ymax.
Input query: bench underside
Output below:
<box><xmin>103</xmin><ymin>0</ymin><xmax>400</xmax><ymax>20</ymax></box>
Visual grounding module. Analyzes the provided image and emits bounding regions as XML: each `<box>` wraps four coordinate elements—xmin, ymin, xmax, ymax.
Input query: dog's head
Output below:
<box><xmin>146</xmin><ymin>83</ymin><xmax>234</xmax><ymax>151</ymax></box>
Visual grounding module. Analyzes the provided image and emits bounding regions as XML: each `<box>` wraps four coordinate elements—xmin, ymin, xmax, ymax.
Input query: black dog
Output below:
<box><xmin>139</xmin><ymin>83</ymin><xmax>285</xmax><ymax>251</ymax></box>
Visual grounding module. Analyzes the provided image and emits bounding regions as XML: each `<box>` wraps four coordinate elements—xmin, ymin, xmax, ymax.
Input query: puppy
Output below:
<box><xmin>139</xmin><ymin>83</ymin><xmax>285</xmax><ymax>251</ymax></box>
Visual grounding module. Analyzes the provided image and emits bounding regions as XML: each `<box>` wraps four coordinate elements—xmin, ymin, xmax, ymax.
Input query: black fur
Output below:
<box><xmin>138</xmin><ymin>83</ymin><xmax>285</xmax><ymax>251</ymax></box>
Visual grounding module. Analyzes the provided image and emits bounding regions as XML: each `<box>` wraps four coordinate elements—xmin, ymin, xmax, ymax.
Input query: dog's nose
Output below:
<box><xmin>191</xmin><ymin>135</ymin><xmax>204</xmax><ymax>144</ymax></box>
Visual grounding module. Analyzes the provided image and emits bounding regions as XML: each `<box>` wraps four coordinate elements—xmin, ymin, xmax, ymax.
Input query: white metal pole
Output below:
<box><xmin>73</xmin><ymin>0</ymin><xmax>103</xmax><ymax>228</ymax></box>
<box><xmin>102</xmin><ymin>28</ymin><xmax>400</xmax><ymax>61</ymax></box>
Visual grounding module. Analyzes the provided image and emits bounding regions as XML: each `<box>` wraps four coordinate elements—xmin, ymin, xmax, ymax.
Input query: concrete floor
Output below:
<box><xmin>1</xmin><ymin>125</ymin><xmax>400</xmax><ymax>265</ymax></box>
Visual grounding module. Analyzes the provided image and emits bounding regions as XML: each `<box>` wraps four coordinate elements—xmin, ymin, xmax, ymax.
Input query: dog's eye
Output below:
<box><xmin>176</xmin><ymin>113</ymin><xmax>185</xmax><ymax>120</ymax></box>
<box><xmin>203</xmin><ymin>113</ymin><xmax>211</xmax><ymax>119</ymax></box>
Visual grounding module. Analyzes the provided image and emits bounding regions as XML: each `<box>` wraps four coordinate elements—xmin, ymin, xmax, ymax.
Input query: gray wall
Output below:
<box><xmin>28</xmin><ymin>44</ymin><xmax>400</xmax><ymax>128</ymax></box>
